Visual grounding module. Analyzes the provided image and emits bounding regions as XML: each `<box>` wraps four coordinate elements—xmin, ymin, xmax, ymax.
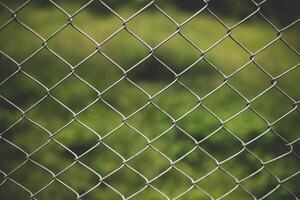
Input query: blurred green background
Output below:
<box><xmin>0</xmin><ymin>0</ymin><xmax>299</xmax><ymax>199</ymax></box>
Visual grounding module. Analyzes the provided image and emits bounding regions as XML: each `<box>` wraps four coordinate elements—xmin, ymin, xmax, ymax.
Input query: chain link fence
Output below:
<box><xmin>0</xmin><ymin>0</ymin><xmax>299</xmax><ymax>199</ymax></box>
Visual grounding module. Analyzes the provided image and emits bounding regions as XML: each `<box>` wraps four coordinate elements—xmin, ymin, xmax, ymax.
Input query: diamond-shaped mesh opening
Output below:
<box><xmin>182</xmin><ymin>9</ymin><xmax>227</xmax><ymax>51</ymax></box>
<box><xmin>260</xmin><ymin>0</ymin><xmax>300</xmax><ymax>28</ymax></box>
<box><xmin>31</xmin><ymin>140</ymin><xmax>75</xmax><ymax>174</ymax></box>
<box><xmin>177</xmin><ymin>186</ymin><xmax>212</xmax><ymax>200</ymax></box>
<box><xmin>155</xmin><ymin>34</ymin><xmax>200</xmax><ymax>73</ymax></box>
<box><xmin>10</xmin><ymin>160</ymin><xmax>53</xmax><ymax>193</ymax></box>
<box><xmin>1</xmin><ymin>0</ymin><xmax>27</xmax><ymax>10</ymax></box>
<box><xmin>231</xmin><ymin>13</ymin><xmax>278</xmax><ymax>52</ymax></box>
<box><xmin>255</xmin><ymin>40</ymin><xmax>300</xmax><ymax>76</ymax></box>
<box><xmin>79</xmin><ymin>143</ymin><xmax>123</xmax><ymax>177</ymax></box>
<box><xmin>51</xmin><ymin>0</ymin><xmax>91</xmax><ymax>15</ymax></box>
<box><xmin>72</xmin><ymin>1</ymin><xmax>122</xmax><ymax>44</ymax></box>
<box><xmin>101</xmin><ymin>30</ymin><xmax>149</xmax><ymax>70</ymax></box>
<box><xmin>0</xmin><ymin>53</ymin><xmax>18</xmax><ymax>83</ymax></box>
<box><xmin>281</xmin><ymin>22</ymin><xmax>300</xmax><ymax>53</ymax></box>
<box><xmin>53</xmin><ymin>120</ymin><xmax>99</xmax><ymax>156</ymax></box>
<box><xmin>265</xmin><ymin>153</ymin><xmax>299</xmax><ymax>180</ymax></box>
<box><xmin>225</xmin><ymin>109</ymin><xmax>268</xmax><ymax>142</ymax></box>
<box><xmin>48</xmin><ymin>25</ymin><xmax>97</xmax><ymax>65</ymax></box>
<box><xmin>153</xmin><ymin>82</ymin><xmax>198</xmax><ymax>119</ymax></box>
<box><xmin>177</xmin><ymin>105</ymin><xmax>220</xmax><ymax>140</ymax></box>
<box><xmin>0</xmin><ymin>97</ymin><xmax>21</xmax><ymax>132</ymax></box>
<box><xmin>209</xmin><ymin>0</ymin><xmax>258</xmax><ymax>26</ymax></box>
<box><xmin>1</xmin><ymin>1</ymin><xmax>299</xmax><ymax>199</ymax></box>
<box><xmin>127</xmin><ymin>4</ymin><xmax>176</xmax><ymax>47</ymax></box>
<box><xmin>241</xmin><ymin>169</ymin><xmax>279</xmax><ymax>199</ymax></box>
<box><xmin>58</xmin><ymin>162</ymin><xmax>99</xmax><ymax>194</ymax></box>
<box><xmin>101</xmin><ymin>0</ymin><xmax>152</xmax><ymax>19</ymax></box>
<box><xmin>105</xmin><ymin>165</ymin><xmax>146</xmax><ymax>198</ymax></box>
<box><xmin>221</xmin><ymin>187</ymin><xmax>253</xmax><ymax>200</ymax></box>
<box><xmin>277</xmin><ymin>66</ymin><xmax>300</xmax><ymax>101</ymax></box>
<box><xmin>221</xmin><ymin>150</ymin><xmax>262</xmax><ymax>180</ymax></box>
<box><xmin>0</xmin><ymin>178</ymin><xmax>30</xmax><ymax>199</ymax></box>
<box><xmin>2</xmin><ymin>119</ymin><xmax>48</xmax><ymax>154</ymax></box>
<box><xmin>200</xmin><ymin>128</ymin><xmax>243</xmax><ymax>162</ymax></box>
<box><xmin>102</xmin><ymin>79</ymin><xmax>148</xmax><ymax>115</ymax></box>
<box><xmin>155</xmin><ymin>0</ymin><xmax>206</xmax><ymax>23</ymax></box>
<box><xmin>0</xmin><ymin>138</ymin><xmax>26</xmax><ymax>173</ymax></box>
<box><xmin>17</xmin><ymin>1</ymin><xmax>67</xmax><ymax>38</ymax></box>
<box><xmin>128</xmin><ymin>147</ymin><xmax>169</xmax><ymax>180</ymax></box>
<box><xmin>128</xmin><ymin>55</ymin><xmax>175</xmax><ymax>95</ymax></box>
<box><xmin>281</xmin><ymin>173</ymin><xmax>299</xmax><ymax>199</ymax></box>
<box><xmin>251</xmin><ymin>87</ymin><xmax>294</xmax><ymax>123</ymax></box>
<box><xmin>179</xmin><ymin>59</ymin><xmax>224</xmax><ymax>97</ymax></box>
<box><xmin>196</xmin><ymin>168</ymin><xmax>236</xmax><ymax>199</ymax></box>
<box><xmin>203</xmin><ymin>85</ymin><xmax>246</xmax><ymax>120</ymax></box>
<box><xmin>26</xmin><ymin>96</ymin><xmax>73</xmax><ymax>132</ymax></box>
<box><xmin>263</xmin><ymin>186</ymin><xmax>297</xmax><ymax>200</ymax></box>
<box><xmin>0</xmin><ymin>19</ymin><xmax>42</xmax><ymax>62</ymax></box>
<box><xmin>272</xmin><ymin>110</ymin><xmax>300</xmax><ymax>143</ymax></box>
<box><xmin>75</xmin><ymin>51</ymin><xmax>123</xmax><ymax>92</ymax></box>
<box><xmin>130</xmin><ymin>186</ymin><xmax>166</xmax><ymax>200</ymax></box>
<box><xmin>205</xmin><ymin>37</ymin><xmax>250</xmax><ymax>75</ymax></box>
<box><xmin>153</xmin><ymin>127</ymin><xmax>196</xmax><ymax>161</ymax></box>
<box><xmin>77</xmin><ymin>99</ymin><xmax>123</xmax><ymax>136</ymax></box>
<box><xmin>248</xmin><ymin>131</ymin><xmax>291</xmax><ymax>162</ymax></box>
<box><xmin>151</xmin><ymin>167</ymin><xmax>192</xmax><ymax>199</ymax></box>
<box><xmin>80</xmin><ymin>183</ymin><xmax>121</xmax><ymax>200</ymax></box>
<box><xmin>228</xmin><ymin>63</ymin><xmax>271</xmax><ymax>99</ymax></box>
<box><xmin>36</xmin><ymin>179</ymin><xmax>77</xmax><ymax>200</ymax></box>
<box><xmin>22</xmin><ymin>49</ymin><xmax>70</xmax><ymax>87</ymax></box>
<box><xmin>103</xmin><ymin>125</ymin><xmax>148</xmax><ymax>159</ymax></box>
<box><xmin>175</xmin><ymin>147</ymin><xmax>216</xmax><ymax>180</ymax></box>
<box><xmin>128</xmin><ymin>104</ymin><xmax>172</xmax><ymax>139</ymax></box>
<box><xmin>51</xmin><ymin>75</ymin><xmax>98</xmax><ymax>113</ymax></box>
<box><xmin>0</xmin><ymin>72</ymin><xmax>45</xmax><ymax>110</ymax></box>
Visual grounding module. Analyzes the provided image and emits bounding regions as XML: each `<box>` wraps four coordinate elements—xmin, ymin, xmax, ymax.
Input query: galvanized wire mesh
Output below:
<box><xmin>0</xmin><ymin>0</ymin><xmax>299</xmax><ymax>199</ymax></box>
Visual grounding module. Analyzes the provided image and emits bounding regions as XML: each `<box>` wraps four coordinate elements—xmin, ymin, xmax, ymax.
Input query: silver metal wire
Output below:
<box><xmin>0</xmin><ymin>0</ymin><xmax>299</xmax><ymax>199</ymax></box>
